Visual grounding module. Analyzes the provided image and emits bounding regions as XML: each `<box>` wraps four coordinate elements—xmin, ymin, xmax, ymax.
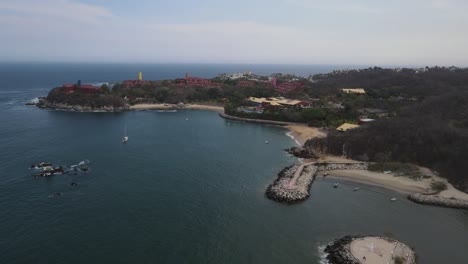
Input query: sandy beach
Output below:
<box><xmin>130</xmin><ymin>103</ymin><xmax>224</xmax><ymax>112</ymax></box>
<box><xmin>286</xmin><ymin>124</ymin><xmax>326</xmax><ymax>145</ymax></box>
<box><xmin>324</xmin><ymin>165</ymin><xmax>468</xmax><ymax>200</ymax></box>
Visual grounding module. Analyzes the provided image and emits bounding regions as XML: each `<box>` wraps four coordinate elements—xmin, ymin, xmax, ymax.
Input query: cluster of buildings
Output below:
<box><xmin>247</xmin><ymin>97</ymin><xmax>311</xmax><ymax>109</ymax></box>
<box><xmin>218</xmin><ymin>71</ymin><xmax>253</xmax><ymax>80</ymax></box>
<box><xmin>275</xmin><ymin>81</ymin><xmax>304</xmax><ymax>94</ymax></box>
<box><xmin>342</xmin><ymin>88</ymin><xmax>366</xmax><ymax>94</ymax></box>
<box><xmin>62</xmin><ymin>80</ymin><xmax>101</xmax><ymax>94</ymax></box>
<box><xmin>176</xmin><ymin>73</ymin><xmax>222</xmax><ymax>88</ymax></box>
<box><xmin>123</xmin><ymin>72</ymin><xmax>149</xmax><ymax>88</ymax></box>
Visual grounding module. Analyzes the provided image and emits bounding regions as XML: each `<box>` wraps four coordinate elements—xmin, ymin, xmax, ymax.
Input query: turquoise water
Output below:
<box><xmin>1</xmin><ymin>63</ymin><xmax>468</xmax><ymax>263</ymax></box>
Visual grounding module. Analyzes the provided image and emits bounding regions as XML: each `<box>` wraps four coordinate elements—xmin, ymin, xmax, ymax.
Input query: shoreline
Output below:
<box><xmin>285</xmin><ymin>124</ymin><xmax>326</xmax><ymax>146</ymax></box>
<box><xmin>325</xmin><ymin>235</ymin><xmax>416</xmax><ymax>264</ymax></box>
<box><xmin>130</xmin><ymin>103</ymin><xmax>224</xmax><ymax>113</ymax></box>
<box><xmin>323</xmin><ymin>167</ymin><xmax>468</xmax><ymax>201</ymax></box>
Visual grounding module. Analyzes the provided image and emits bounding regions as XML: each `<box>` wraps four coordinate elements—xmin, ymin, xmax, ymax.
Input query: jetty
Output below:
<box><xmin>265</xmin><ymin>162</ymin><xmax>367</xmax><ymax>203</ymax></box>
<box><xmin>408</xmin><ymin>193</ymin><xmax>468</xmax><ymax>209</ymax></box>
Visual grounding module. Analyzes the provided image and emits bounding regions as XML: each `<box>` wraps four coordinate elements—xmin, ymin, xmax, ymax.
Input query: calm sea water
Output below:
<box><xmin>0</xmin><ymin>63</ymin><xmax>467</xmax><ymax>264</ymax></box>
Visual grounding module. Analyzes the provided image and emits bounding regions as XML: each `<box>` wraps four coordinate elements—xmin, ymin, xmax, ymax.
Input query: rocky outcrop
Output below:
<box><xmin>316</xmin><ymin>162</ymin><xmax>368</xmax><ymax>171</ymax></box>
<box><xmin>286</xmin><ymin>146</ymin><xmax>318</xmax><ymax>159</ymax></box>
<box><xmin>266</xmin><ymin>165</ymin><xmax>317</xmax><ymax>203</ymax></box>
<box><xmin>325</xmin><ymin>236</ymin><xmax>360</xmax><ymax>264</ymax></box>
<box><xmin>408</xmin><ymin>193</ymin><xmax>468</xmax><ymax>209</ymax></box>
<box><xmin>324</xmin><ymin>236</ymin><xmax>416</xmax><ymax>264</ymax></box>
<box><xmin>36</xmin><ymin>99</ymin><xmax>128</xmax><ymax>112</ymax></box>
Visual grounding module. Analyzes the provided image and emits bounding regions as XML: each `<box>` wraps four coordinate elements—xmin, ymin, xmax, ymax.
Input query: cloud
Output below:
<box><xmin>283</xmin><ymin>0</ymin><xmax>383</xmax><ymax>15</ymax></box>
<box><xmin>0</xmin><ymin>0</ymin><xmax>467</xmax><ymax>65</ymax></box>
<box><xmin>0</xmin><ymin>0</ymin><xmax>113</xmax><ymax>24</ymax></box>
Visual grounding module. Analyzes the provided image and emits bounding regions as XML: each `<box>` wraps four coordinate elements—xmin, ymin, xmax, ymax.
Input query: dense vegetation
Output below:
<box><xmin>111</xmin><ymin>80</ymin><xmax>276</xmax><ymax>105</ymax></box>
<box><xmin>225</xmin><ymin>104</ymin><xmax>358</xmax><ymax>126</ymax></box>
<box><xmin>304</xmin><ymin>77</ymin><xmax>468</xmax><ymax>192</ymax></box>
<box><xmin>46</xmin><ymin>87</ymin><xmax>125</xmax><ymax>108</ymax></box>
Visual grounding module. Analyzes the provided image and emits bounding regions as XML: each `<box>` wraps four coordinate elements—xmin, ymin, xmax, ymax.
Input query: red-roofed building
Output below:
<box><xmin>62</xmin><ymin>84</ymin><xmax>75</xmax><ymax>93</ymax></box>
<box><xmin>123</xmin><ymin>80</ymin><xmax>150</xmax><ymax>88</ymax></box>
<box><xmin>62</xmin><ymin>83</ymin><xmax>101</xmax><ymax>94</ymax></box>
<box><xmin>237</xmin><ymin>80</ymin><xmax>255</xmax><ymax>87</ymax></box>
<box><xmin>275</xmin><ymin>82</ymin><xmax>304</xmax><ymax>94</ymax></box>
<box><xmin>77</xmin><ymin>84</ymin><xmax>101</xmax><ymax>93</ymax></box>
<box><xmin>176</xmin><ymin>73</ymin><xmax>221</xmax><ymax>87</ymax></box>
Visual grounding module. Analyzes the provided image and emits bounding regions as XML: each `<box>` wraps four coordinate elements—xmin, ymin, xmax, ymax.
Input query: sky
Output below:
<box><xmin>1</xmin><ymin>0</ymin><xmax>467</xmax><ymax>66</ymax></box>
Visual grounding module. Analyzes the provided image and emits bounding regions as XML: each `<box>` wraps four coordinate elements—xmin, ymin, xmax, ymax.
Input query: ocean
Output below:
<box><xmin>0</xmin><ymin>63</ymin><xmax>467</xmax><ymax>264</ymax></box>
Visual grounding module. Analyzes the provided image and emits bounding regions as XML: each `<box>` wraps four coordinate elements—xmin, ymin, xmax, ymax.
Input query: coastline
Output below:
<box><xmin>34</xmin><ymin>99</ymin><xmax>468</xmax><ymax>203</ymax></box>
<box><xmin>130</xmin><ymin>103</ymin><xmax>224</xmax><ymax>112</ymax></box>
<box><xmin>285</xmin><ymin>124</ymin><xmax>326</xmax><ymax>146</ymax></box>
<box><xmin>324</xmin><ymin>167</ymin><xmax>468</xmax><ymax>201</ymax></box>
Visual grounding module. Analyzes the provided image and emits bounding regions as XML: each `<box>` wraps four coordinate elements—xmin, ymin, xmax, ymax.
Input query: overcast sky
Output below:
<box><xmin>1</xmin><ymin>0</ymin><xmax>467</xmax><ymax>65</ymax></box>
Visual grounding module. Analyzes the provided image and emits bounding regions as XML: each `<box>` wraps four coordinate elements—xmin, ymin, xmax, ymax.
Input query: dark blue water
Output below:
<box><xmin>1</xmin><ymin>63</ymin><xmax>467</xmax><ymax>264</ymax></box>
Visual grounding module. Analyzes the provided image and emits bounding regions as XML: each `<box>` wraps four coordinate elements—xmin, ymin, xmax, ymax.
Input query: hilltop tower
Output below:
<box><xmin>138</xmin><ymin>72</ymin><xmax>142</xmax><ymax>81</ymax></box>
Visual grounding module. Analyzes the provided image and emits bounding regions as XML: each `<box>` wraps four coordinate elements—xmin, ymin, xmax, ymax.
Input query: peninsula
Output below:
<box><xmin>33</xmin><ymin>67</ymin><xmax>468</xmax><ymax>204</ymax></box>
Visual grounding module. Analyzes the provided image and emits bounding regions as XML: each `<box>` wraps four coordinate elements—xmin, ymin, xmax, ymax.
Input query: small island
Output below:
<box><xmin>325</xmin><ymin>235</ymin><xmax>416</xmax><ymax>264</ymax></box>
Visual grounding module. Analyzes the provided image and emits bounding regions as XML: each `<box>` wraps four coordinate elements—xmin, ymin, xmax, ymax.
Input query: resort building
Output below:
<box><xmin>62</xmin><ymin>81</ymin><xmax>101</xmax><ymax>93</ymax></box>
<box><xmin>336</xmin><ymin>123</ymin><xmax>360</xmax><ymax>132</ymax></box>
<box><xmin>275</xmin><ymin>81</ymin><xmax>304</xmax><ymax>94</ymax></box>
<box><xmin>124</xmin><ymin>72</ymin><xmax>149</xmax><ymax>88</ymax></box>
<box><xmin>177</xmin><ymin>73</ymin><xmax>221</xmax><ymax>87</ymax></box>
<box><xmin>247</xmin><ymin>97</ymin><xmax>310</xmax><ymax>109</ymax></box>
<box><xmin>237</xmin><ymin>80</ymin><xmax>255</xmax><ymax>87</ymax></box>
<box><xmin>342</xmin><ymin>88</ymin><xmax>366</xmax><ymax>94</ymax></box>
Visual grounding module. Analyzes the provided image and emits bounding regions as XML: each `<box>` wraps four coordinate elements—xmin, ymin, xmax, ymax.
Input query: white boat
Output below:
<box><xmin>122</xmin><ymin>123</ymin><xmax>128</xmax><ymax>143</ymax></box>
<box><xmin>390</xmin><ymin>198</ymin><xmax>397</xmax><ymax>202</ymax></box>
<box><xmin>333</xmin><ymin>182</ymin><xmax>339</xmax><ymax>188</ymax></box>
<box><xmin>354</xmin><ymin>187</ymin><xmax>360</xmax><ymax>191</ymax></box>
<box><xmin>265</xmin><ymin>140</ymin><xmax>269</xmax><ymax>144</ymax></box>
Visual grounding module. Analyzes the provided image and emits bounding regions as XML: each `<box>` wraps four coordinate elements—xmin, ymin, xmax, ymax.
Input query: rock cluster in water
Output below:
<box><xmin>31</xmin><ymin>160</ymin><xmax>90</xmax><ymax>178</ymax></box>
<box><xmin>286</xmin><ymin>147</ymin><xmax>317</xmax><ymax>159</ymax></box>
<box><xmin>324</xmin><ymin>235</ymin><xmax>360</xmax><ymax>264</ymax></box>
<box><xmin>35</xmin><ymin>99</ymin><xmax>128</xmax><ymax>112</ymax></box>
<box><xmin>408</xmin><ymin>193</ymin><xmax>468</xmax><ymax>209</ymax></box>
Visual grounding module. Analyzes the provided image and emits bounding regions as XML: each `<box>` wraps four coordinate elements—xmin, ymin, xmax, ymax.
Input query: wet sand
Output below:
<box><xmin>285</xmin><ymin>125</ymin><xmax>326</xmax><ymax>145</ymax></box>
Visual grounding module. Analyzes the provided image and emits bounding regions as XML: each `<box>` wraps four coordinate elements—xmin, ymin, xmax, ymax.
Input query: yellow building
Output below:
<box><xmin>336</xmin><ymin>123</ymin><xmax>360</xmax><ymax>132</ymax></box>
<box><xmin>342</xmin><ymin>88</ymin><xmax>366</xmax><ymax>94</ymax></box>
<box><xmin>138</xmin><ymin>72</ymin><xmax>143</xmax><ymax>81</ymax></box>
<box><xmin>247</xmin><ymin>97</ymin><xmax>304</xmax><ymax>107</ymax></box>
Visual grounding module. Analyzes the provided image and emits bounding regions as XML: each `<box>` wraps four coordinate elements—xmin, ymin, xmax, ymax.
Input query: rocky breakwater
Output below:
<box><xmin>324</xmin><ymin>236</ymin><xmax>360</xmax><ymax>264</ymax></box>
<box><xmin>266</xmin><ymin>164</ymin><xmax>318</xmax><ymax>203</ymax></box>
<box><xmin>317</xmin><ymin>162</ymin><xmax>368</xmax><ymax>171</ymax></box>
<box><xmin>408</xmin><ymin>193</ymin><xmax>468</xmax><ymax>209</ymax></box>
<box><xmin>325</xmin><ymin>235</ymin><xmax>416</xmax><ymax>264</ymax></box>
<box><xmin>36</xmin><ymin>99</ymin><xmax>128</xmax><ymax>112</ymax></box>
